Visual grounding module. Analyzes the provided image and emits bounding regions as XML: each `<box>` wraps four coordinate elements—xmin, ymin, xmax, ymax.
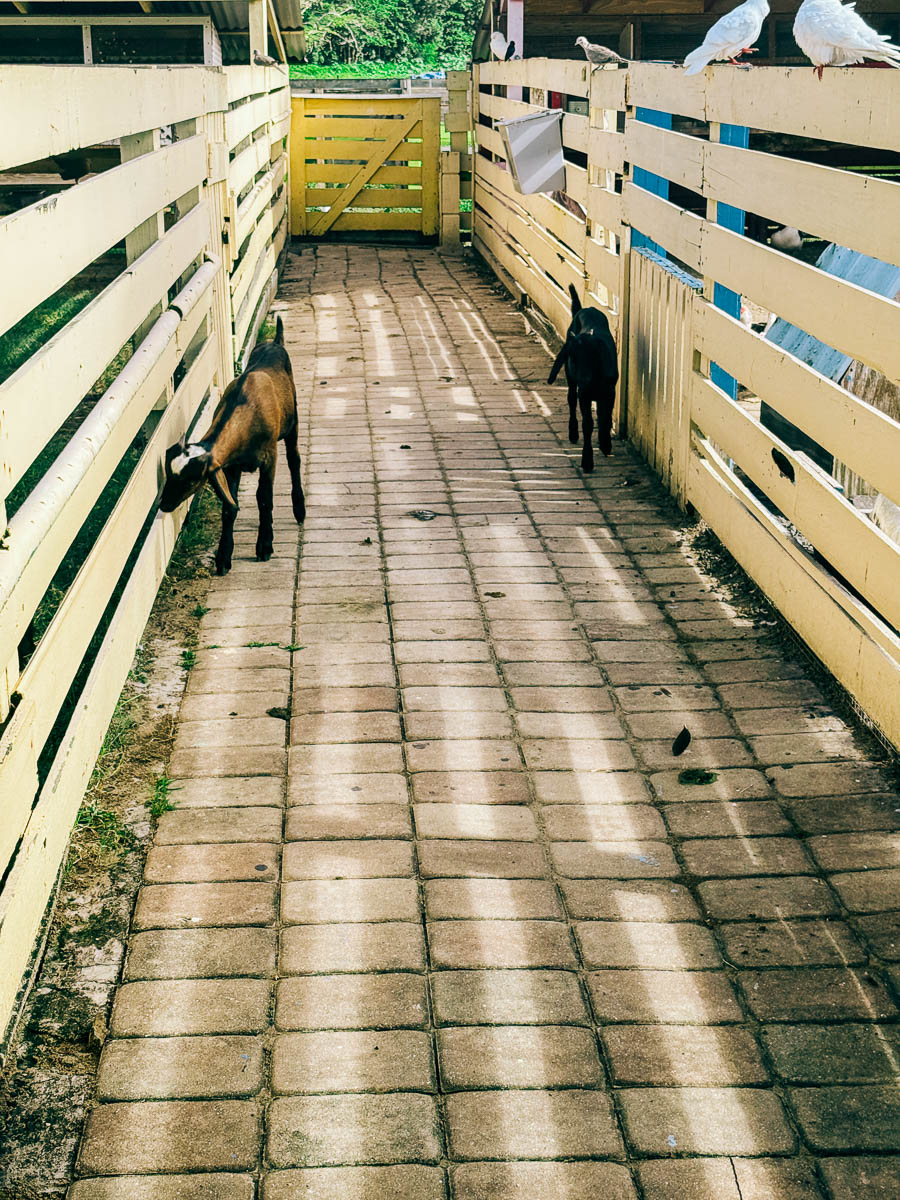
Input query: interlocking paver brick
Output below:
<box><xmin>288</xmin><ymin>773</ymin><xmax>408</xmax><ymax>805</ymax></box>
<box><xmin>132</xmin><ymin>882</ymin><xmax>277</xmax><ymax>929</ymax></box>
<box><xmin>276</xmin><ymin>973</ymin><xmax>427</xmax><ymax>1031</ymax></box>
<box><xmin>124</xmin><ymin>927</ymin><xmax>277</xmax><ymax>980</ymax></box>
<box><xmin>637</xmin><ymin>1158</ymin><xmax>823</xmax><ymax>1200</ymax></box>
<box><xmin>281</xmin><ymin>877</ymin><xmax>419</xmax><ymax>925</ymax></box>
<box><xmin>720</xmin><ymin>918</ymin><xmax>864</xmax><ymax>966</ymax></box>
<box><xmin>77</xmin><ymin>1100</ymin><xmax>258</xmax><ymax>1174</ymax></box>
<box><xmin>110</xmin><ymin>978</ymin><xmax>270</xmax><ymax>1036</ymax></box>
<box><xmin>97</xmin><ymin>1035</ymin><xmax>263</xmax><ymax>1099</ymax></box>
<box><xmin>445</xmin><ymin>1089</ymin><xmax>623</xmax><ymax>1160</ymax></box>
<box><xmin>262</xmin><ymin>1166</ymin><xmax>446</xmax><ymax>1200</ymax></box>
<box><xmin>551</xmin><ymin>840</ymin><xmax>679</xmax><ymax>878</ymax></box>
<box><xmin>285</xmin><ymin>804</ymin><xmax>411</xmax><ymax>840</ymax></box>
<box><xmin>560</xmin><ymin>878</ymin><xmax>700</xmax><ymax>921</ymax></box>
<box><xmin>531</xmin><ymin>771</ymin><xmax>651</xmax><ymax>805</ymax></box>
<box><xmin>451</xmin><ymin>1162</ymin><xmax>636</xmax><ymax>1200</ymax></box>
<box><xmin>272</xmin><ymin>1029</ymin><xmax>434</xmax><ymax>1093</ymax></box>
<box><xmin>790</xmin><ymin>1085</ymin><xmax>900</xmax><ymax>1151</ymax></box>
<box><xmin>739</xmin><ymin>967</ymin><xmax>897</xmax><ymax>1020</ymax></box>
<box><xmin>576</xmin><ymin>920</ymin><xmax>721</xmax><ymax>968</ymax></box>
<box><xmin>698</xmin><ymin>876</ymin><xmax>837</xmax><ymax>920</ymax></box>
<box><xmin>603</xmin><ymin>1024</ymin><xmax>767</xmax><ymax>1085</ymax></box>
<box><xmin>663</xmin><ymin>800</ymin><xmax>791</xmax><ymax>837</ymax></box>
<box><xmin>267</xmin><ymin>1094</ymin><xmax>441</xmax><ymax>1166</ymax></box>
<box><xmin>413</xmin><ymin>804</ymin><xmax>537</xmax><ymax>841</ymax></box>
<box><xmin>680</xmin><ymin>836</ymin><xmax>815</xmax><ymax>877</ymax></box>
<box><xmin>144</xmin><ymin>843</ymin><xmax>279</xmax><ymax>883</ymax></box>
<box><xmin>619</xmin><ymin>1086</ymin><xmax>794</xmax><ymax>1155</ymax></box>
<box><xmin>831</xmin><ymin>867</ymin><xmax>900</xmax><ymax>911</ymax></box>
<box><xmin>170</xmin><ymin>776</ymin><xmax>283</xmax><ymax>808</ymax></box>
<box><xmin>437</xmin><ymin>1025</ymin><xmax>602</xmax><ymax>1089</ymax></box>
<box><xmin>423</xmin><ymin>878</ymin><xmax>561</xmax><ymax>920</ymax></box>
<box><xmin>817</xmin><ymin>1158</ymin><xmax>900</xmax><ymax>1198</ymax></box>
<box><xmin>280</xmin><ymin>922</ymin><xmax>426</xmax><ymax>974</ymax></box>
<box><xmin>588</xmin><ymin>969</ymin><xmax>743</xmax><ymax>1023</ymax></box>
<box><xmin>429</xmin><ymin>919</ymin><xmax>575</xmax><ymax>969</ymax></box>
<box><xmin>763</xmin><ymin>1023</ymin><xmax>900</xmax><ymax>1082</ymax></box>
<box><xmin>431</xmin><ymin>969</ymin><xmax>587</xmax><ymax>1026</ymax></box>
<box><xmin>418</xmin><ymin>839</ymin><xmax>546</xmax><ymax>878</ymax></box>
<box><xmin>283</xmin><ymin>839</ymin><xmax>413</xmax><ymax>879</ymax></box>
<box><xmin>69</xmin><ymin>1176</ymin><xmax>254</xmax><ymax>1200</ymax></box>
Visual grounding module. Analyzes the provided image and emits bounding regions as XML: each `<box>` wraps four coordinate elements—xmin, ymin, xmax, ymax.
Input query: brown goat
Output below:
<box><xmin>159</xmin><ymin>316</ymin><xmax>305</xmax><ymax>574</ymax></box>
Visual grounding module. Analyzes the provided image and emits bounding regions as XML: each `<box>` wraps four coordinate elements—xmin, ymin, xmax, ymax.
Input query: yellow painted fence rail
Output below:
<box><xmin>472</xmin><ymin>59</ymin><xmax>900</xmax><ymax>749</ymax></box>
<box><xmin>0</xmin><ymin>62</ymin><xmax>289</xmax><ymax>1043</ymax></box>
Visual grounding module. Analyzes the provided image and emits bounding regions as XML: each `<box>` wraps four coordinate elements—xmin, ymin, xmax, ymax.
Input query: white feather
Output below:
<box><xmin>683</xmin><ymin>0</ymin><xmax>770</xmax><ymax>75</ymax></box>
<box><xmin>794</xmin><ymin>0</ymin><xmax>900</xmax><ymax>68</ymax></box>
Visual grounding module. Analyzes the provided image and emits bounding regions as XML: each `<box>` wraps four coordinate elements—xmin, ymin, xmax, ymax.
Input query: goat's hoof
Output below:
<box><xmin>582</xmin><ymin>460</ymin><xmax>595</xmax><ymax>474</ymax></box>
<box><xmin>215</xmin><ymin>560</ymin><xmax>231</xmax><ymax>576</ymax></box>
<box><xmin>568</xmin><ymin>427</ymin><xmax>579</xmax><ymax>445</ymax></box>
<box><xmin>293</xmin><ymin>505</ymin><xmax>306</xmax><ymax>524</ymax></box>
<box><xmin>256</xmin><ymin>549</ymin><xmax>273</xmax><ymax>562</ymax></box>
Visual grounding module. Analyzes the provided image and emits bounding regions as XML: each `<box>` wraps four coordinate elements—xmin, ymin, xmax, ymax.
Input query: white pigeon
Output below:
<box><xmin>683</xmin><ymin>0</ymin><xmax>770</xmax><ymax>75</ymax></box>
<box><xmin>793</xmin><ymin>0</ymin><xmax>900</xmax><ymax>77</ymax></box>
<box><xmin>575</xmin><ymin>36</ymin><xmax>627</xmax><ymax>66</ymax></box>
<box><xmin>770</xmin><ymin>225</ymin><xmax>802</xmax><ymax>252</ymax></box>
<box><xmin>490</xmin><ymin>30</ymin><xmax>519</xmax><ymax>60</ymax></box>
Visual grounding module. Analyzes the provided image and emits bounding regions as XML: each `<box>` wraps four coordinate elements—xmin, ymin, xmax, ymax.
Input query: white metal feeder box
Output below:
<box><xmin>497</xmin><ymin>109</ymin><xmax>566</xmax><ymax>195</ymax></box>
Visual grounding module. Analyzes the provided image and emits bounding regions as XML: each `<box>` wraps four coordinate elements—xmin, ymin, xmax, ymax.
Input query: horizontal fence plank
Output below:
<box><xmin>626</xmin><ymin>63</ymin><xmax>900</xmax><ymax>151</ymax></box>
<box><xmin>301</xmin><ymin>139</ymin><xmax>426</xmax><ymax>164</ymax></box>
<box><xmin>306</xmin><ymin>186</ymin><xmax>423</xmax><ymax>209</ymax></box>
<box><xmin>235</xmin><ymin>218</ymin><xmax>285</xmax><ymax>355</ymax></box>
<box><xmin>0</xmin><ymin>135</ymin><xmax>207</xmax><ymax>338</ymax></box>
<box><xmin>299</xmin><ymin>117</ymin><xmax>424</xmax><ymax>142</ymax></box>
<box><xmin>622</xmin><ymin>184</ymin><xmax>900</xmax><ymax>386</ymax></box>
<box><xmin>301</xmin><ymin>96</ymin><xmax>427</xmax><ymax>117</ymax></box>
<box><xmin>225</xmin><ymin>93</ymin><xmax>273</xmax><ymax>151</ymax></box>
<box><xmin>689</xmin><ymin>444</ymin><xmax>900</xmax><ymax>747</ymax></box>
<box><xmin>478</xmin><ymin>177</ymin><xmax>584</xmax><ymax>298</ymax></box>
<box><xmin>0</xmin><ymin>368</ymin><xmax>220</xmax><ymax>1040</ymax></box>
<box><xmin>226</xmin><ymin>65</ymin><xmax>287</xmax><ymax>103</ymax></box>
<box><xmin>478</xmin><ymin>155</ymin><xmax>587</xmax><ymax>258</ymax></box>
<box><xmin>692</xmin><ymin>372</ymin><xmax>900</xmax><ymax>633</ymax></box>
<box><xmin>306</xmin><ymin>162</ymin><xmax>422</xmax><ymax>186</ymax></box>
<box><xmin>0</xmin><ymin>204</ymin><xmax>208</xmax><ymax>499</ymax></box>
<box><xmin>479</xmin><ymin>56</ymin><xmax>591</xmax><ymax>98</ymax></box>
<box><xmin>693</xmin><ymin>301</ymin><xmax>900</xmax><ymax>508</ymax></box>
<box><xmin>0</xmin><ymin>329</ymin><xmax>215</xmax><ymax>884</ymax></box>
<box><xmin>0</xmin><ymin>267</ymin><xmax>214</xmax><ymax>666</ymax></box>
<box><xmin>229</xmin><ymin>135</ymin><xmax>271</xmax><ymax>197</ymax></box>
<box><xmin>475</xmin><ymin>211</ymin><xmax>574</xmax><ymax>340</ymax></box>
<box><xmin>236</xmin><ymin>158</ymin><xmax>281</xmax><ymax>245</ymax></box>
<box><xmin>231</xmin><ymin>191</ymin><xmax>284</xmax><ymax>316</ymax></box>
<box><xmin>0</xmin><ymin>66</ymin><xmax>221</xmax><ymax>171</ymax></box>
<box><xmin>625</xmin><ymin>120</ymin><xmax>703</xmax><ymax>193</ymax></box>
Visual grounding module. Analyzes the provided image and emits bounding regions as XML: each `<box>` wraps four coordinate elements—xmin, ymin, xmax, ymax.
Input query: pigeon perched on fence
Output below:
<box><xmin>575</xmin><ymin>36</ymin><xmax>627</xmax><ymax>65</ymax></box>
<box><xmin>793</xmin><ymin>0</ymin><xmax>900</xmax><ymax>77</ymax></box>
<box><xmin>490</xmin><ymin>31</ymin><xmax>519</xmax><ymax>60</ymax></box>
<box><xmin>253</xmin><ymin>49</ymin><xmax>279</xmax><ymax>67</ymax></box>
<box><xmin>683</xmin><ymin>0</ymin><xmax>769</xmax><ymax>74</ymax></box>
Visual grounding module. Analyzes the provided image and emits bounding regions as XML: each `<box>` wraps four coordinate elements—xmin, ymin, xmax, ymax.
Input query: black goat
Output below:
<box><xmin>159</xmin><ymin>316</ymin><xmax>305</xmax><ymax>575</ymax></box>
<box><xmin>547</xmin><ymin>284</ymin><xmax>619</xmax><ymax>473</ymax></box>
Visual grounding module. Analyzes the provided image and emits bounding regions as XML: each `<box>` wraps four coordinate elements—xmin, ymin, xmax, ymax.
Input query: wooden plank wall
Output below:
<box><xmin>290</xmin><ymin>95</ymin><xmax>441</xmax><ymax>239</ymax></box>
<box><xmin>472</xmin><ymin>59</ymin><xmax>900</xmax><ymax>749</ymax></box>
<box><xmin>0</xmin><ymin>63</ymin><xmax>290</xmax><ymax>1043</ymax></box>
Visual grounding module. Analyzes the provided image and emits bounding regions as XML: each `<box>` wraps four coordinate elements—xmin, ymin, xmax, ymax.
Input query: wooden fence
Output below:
<box><xmin>473</xmin><ymin>59</ymin><xmax>900</xmax><ymax>749</ymax></box>
<box><xmin>0</xmin><ymin>62</ymin><xmax>289</xmax><ymax>1041</ymax></box>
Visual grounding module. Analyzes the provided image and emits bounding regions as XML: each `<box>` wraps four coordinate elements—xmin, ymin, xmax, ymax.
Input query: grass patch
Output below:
<box><xmin>180</xmin><ymin>648</ymin><xmax>195</xmax><ymax>671</ymax></box>
<box><xmin>73</xmin><ymin>803</ymin><xmax>137</xmax><ymax>854</ymax></box>
<box><xmin>147</xmin><ymin>775</ymin><xmax>177</xmax><ymax>818</ymax></box>
<box><xmin>192</xmin><ymin>603</ymin><xmax>209</xmax><ymax>619</ymax></box>
<box><xmin>0</xmin><ymin>285</ymin><xmax>93</xmax><ymax>385</ymax></box>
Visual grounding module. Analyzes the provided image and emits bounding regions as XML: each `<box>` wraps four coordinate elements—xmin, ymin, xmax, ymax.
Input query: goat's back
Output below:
<box><xmin>567</xmin><ymin>309</ymin><xmax>618</xmax><ymax>386</ymax></box>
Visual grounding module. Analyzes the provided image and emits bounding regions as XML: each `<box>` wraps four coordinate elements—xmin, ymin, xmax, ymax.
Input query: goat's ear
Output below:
<box><xmin>547</xmin><ymin>346</ymin><xmax>567</xmax><ymax>385</ymax></box>
<box><xmin>209</xmin><ymin>468</ymin><xmax>238</xmax><ymax>511</ymax></box>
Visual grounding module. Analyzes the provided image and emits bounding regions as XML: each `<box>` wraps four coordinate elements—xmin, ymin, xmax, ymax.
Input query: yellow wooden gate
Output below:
<box><xmin>290</xmin><ymin>94</ymin><xmax>441</xmax><ymax>239</ymax></box>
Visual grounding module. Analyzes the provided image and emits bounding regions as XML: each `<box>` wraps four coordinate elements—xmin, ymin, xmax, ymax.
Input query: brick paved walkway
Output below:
<box><xmin>69</xmin><ymin>246</ymin><xmax>899</xmax><ymax>1199</ymax></box>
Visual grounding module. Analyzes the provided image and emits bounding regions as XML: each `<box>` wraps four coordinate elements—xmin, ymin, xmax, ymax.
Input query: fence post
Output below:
<box><xmin>200</xmin><ymin>95</ymin><xmax>236</xmax><ymax>391</ymax></box>
<box><xmin>120</xmin><ymin>128</ymin><xmax>166</xmax><ymax>347</ymax></box>
<box><xmin>441</xmin><ymin>70</ymin><xmax>469</xmax><ymax>247</ymax></box>
<box><xmin>290</xmin><ymin>96</ymin><xmax>307</xmax><ymax>237</ymax></box>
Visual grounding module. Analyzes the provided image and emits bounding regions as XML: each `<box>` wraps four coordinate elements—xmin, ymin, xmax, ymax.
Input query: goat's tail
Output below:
<box><xmin>568</xmin><ymin>283</ymin><xmax>582</xmax><ymax>317</ymax></box>
<box><xmin>547</xmin><ymin>345</ymin><xmax>567</xmax><ymax>385</ymax></box>
<box><xmin>274</xmin><ymin>315</ymin><xmax>285</xmax><ymax>345</ymax></box>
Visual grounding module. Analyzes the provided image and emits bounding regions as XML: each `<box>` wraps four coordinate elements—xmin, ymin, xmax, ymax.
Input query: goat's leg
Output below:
<box><xmin>579</xmin><ymin>390</ymin><xmax>595</xmax><ymax>473</ymax></box>
<box><xmin>255</xmin><ymin>463</ymin><xmax>275</xmax><ymax>562</ymax></box>
<box><xmin>567</xmin><ymin>376</ymin><xmax>579</xmax><ymax>445</ymax></box>
<box><xmin>215</xmin><ymin>466</ymin><xmax>242</xmax><ymax>576</ymax></box>
<box><xmin>596</xmin><ymin>384</ymin><xmax>615</xmax><ymax>458</ymax></box>
<box><xmin>284</xmin><ymin>427</ymin><xmax>306</xmax><ymax>524</ymax></box>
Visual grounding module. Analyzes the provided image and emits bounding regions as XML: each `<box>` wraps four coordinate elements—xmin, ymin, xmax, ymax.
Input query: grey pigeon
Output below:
<box><xmin>253</xmin><ymin>50</ymin><xmax>279</xmax><ymax>66</ymax></box>
<box><xmin>575</xmin><ymin>36</ymin><xmax>627</xmax><ymax>65</ymax></box>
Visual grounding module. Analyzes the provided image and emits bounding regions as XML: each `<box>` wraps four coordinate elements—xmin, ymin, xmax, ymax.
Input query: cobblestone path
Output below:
<box><xmin>69</xmin><ymin>246</ymin><xmax>900</xmax><ymax>1199</ymax></box>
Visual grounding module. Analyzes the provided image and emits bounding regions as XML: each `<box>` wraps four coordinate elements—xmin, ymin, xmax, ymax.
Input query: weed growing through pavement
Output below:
<box><xmin>147</xmin><ymin>775</ymin><xmax>177</xmax><ymax>818</ymax></box>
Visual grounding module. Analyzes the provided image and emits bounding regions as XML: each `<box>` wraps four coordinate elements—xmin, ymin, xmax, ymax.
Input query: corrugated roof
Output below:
<box><xmin>766</xmin><ymin>245</ymin><xmax>900</xmax><ymax>382</ymax></box>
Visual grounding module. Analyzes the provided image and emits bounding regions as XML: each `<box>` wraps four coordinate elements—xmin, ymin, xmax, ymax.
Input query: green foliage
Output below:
<box><xmin>74</xmin><ymin>803</ymin><xmax>137</xmax><ymax>852</ymax></box>
<box><xmin>293</xmin><ymin>0</ymin><xmax>481</xmax><ymax>69</ymax></box>
<box><xmin>147</xmin><ymin>775</ymin><xmax>177</xmax><ymax>818</ymax></box>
